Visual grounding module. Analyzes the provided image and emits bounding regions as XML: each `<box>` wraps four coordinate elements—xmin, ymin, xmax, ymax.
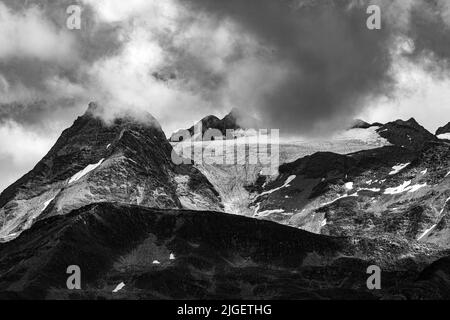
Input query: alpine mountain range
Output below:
<box><xmin>0</xmin><ymin>102</ymin><xmax>450</xmax><ymax>300</ymax></box>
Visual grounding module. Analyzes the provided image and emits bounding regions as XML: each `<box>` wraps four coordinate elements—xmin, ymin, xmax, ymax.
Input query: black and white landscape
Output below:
<box><xmin>1</xmin><ymin>0</ymin><xmax>450</xmax><ymax>300</ymax></box>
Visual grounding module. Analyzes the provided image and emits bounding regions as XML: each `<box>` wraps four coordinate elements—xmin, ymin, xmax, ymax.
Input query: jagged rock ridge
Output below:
<box><xmin>170</xmin><ymin>108</ymin><xmax>259</xmax><ymax>141</ymax></box>
<box><xmin>376</xmin><ymin>118</ymin><xmax>437</xmax><ymax>150</ymax></box>
<box><xmin>250</xmin><ymin>119</ymin><xmax>450</xmax><ymax>249</ymax></box>
<box><xmin>1</xmin><ymin>110</ymin><xmax>450</xmax><ymax>300</ymax></box>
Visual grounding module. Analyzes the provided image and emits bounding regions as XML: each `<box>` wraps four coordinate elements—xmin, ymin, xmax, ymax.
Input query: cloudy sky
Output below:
<box><xmin>1</xmin><ymin>0</ymin><xmax>450</xmax><ymax>191</ymax></box>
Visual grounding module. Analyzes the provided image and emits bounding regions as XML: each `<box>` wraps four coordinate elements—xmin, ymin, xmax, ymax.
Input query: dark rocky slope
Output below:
<box><xmin>1</xmin><ymin>202</ymin><xmax>448</xmax><ymax>300</ymax></box>
<box><xmin>0</xmin><ymin>202</ymin><xmax>345</xmax><ymax>299</ymax></box>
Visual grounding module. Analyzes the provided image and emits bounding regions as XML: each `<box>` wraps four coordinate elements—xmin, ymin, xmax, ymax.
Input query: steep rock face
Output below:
<box><xmin>0</xmin><ymin>202</ymin><xmax>445</xmax><ymax>300</ymax></box>
<box><xmin>0</xmin><ymin>103</ymin><xmax>222</xmax><ymax>242</ymax></box>
<box><xmin>376</xmin><ymin>118</ymin><xmax>437</xmax><ymax>150</ymax></box>
<box><xmin>251</xmin><ymin>142</ymin><xmax>450</xmax><ymax>249</ymax></box>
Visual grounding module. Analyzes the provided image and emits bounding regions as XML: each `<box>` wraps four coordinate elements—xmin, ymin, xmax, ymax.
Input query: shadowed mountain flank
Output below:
<box><xmin>0</xmin><ymin>104</ymin><xmax>222</xmax><ymax>242</ymax></box>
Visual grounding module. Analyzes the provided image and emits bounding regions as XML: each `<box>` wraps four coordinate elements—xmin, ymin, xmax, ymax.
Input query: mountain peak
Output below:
<box><xmin>83</xmin><ymin>101</ymin><xmax>162</xmax><ymax>131</ymax></box>
<box><xmin>170</xmin><ymin>108</ymin><xmax>261</xmax><ymax>141</ymax></box>
<box><xmin>86</xmin><ymin>101</ymin><xmax>101</xmax><ymax>115</ymax></box>
<box><xmin>376</xmin><ymin>118</ymin><xmax>437</xmax><ymax>150</ymax></box>
<box><xmin>436</xmin><ymin>122</ymin><xmax>450</xmax><ymax>136</ymax></box>
<box><xmin>170</xmin><ymin>110</ymin><xmax>242</xmax><ymax>141</ymax></box>
<box><xmin>349</xmin><ymin>119</ymin><xmax>372</xmax><ymax>129</ymax></box>
<box><xmin>405</xmin><ymin>117</ymin><xmax>420</xmax><ymax>126</ymax></box>
<box><xmin>0</xmin><ymin>103</ymin><xmax>222</xmax><ymax>241</ymax></box>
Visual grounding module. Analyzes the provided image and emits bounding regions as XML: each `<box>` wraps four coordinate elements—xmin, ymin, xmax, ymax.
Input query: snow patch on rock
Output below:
<box><xmin>256</xmin><ymin>209</ymin><xmax>285</xmax><ymax>217</ymax></box>
<box><xmin>259</xmin><ymin>175</ymin><xmax>296</xmax><ymax>197</ymax></box>
<box><xmin>358</xmin><ymin>188</ymin><xmax>381</xmax><ymax>192</ymax></box>
<box><xmin>344</xmin><ymin>182</ymin><xmax>354</xmax><ymax>190</ymax></box>
<box><xmin>389</xmin><ymin>163</ymin><xmax>410</xmax><ymax>175</ymax></box>
<box><xmin>112</xmin><ymin>282</ymin><xmax>125</xmax><ymax>293</ymax></box>
<box><xmin>407</xmin><ymin>183</ymin><xmax>427</xmax><ymax>193</ymax></box>
<box><xmin>321</xmin><ymin>193</ymin><xmax>358</xmax><ymax>207</ymax></box>
<box><xmin>384</xmin><ymin>181</ymin><xmax>427</xmax><ymax>195</ymax></box>
<box><xmin>69</xmin><ymin>159</ymin><xmax>104</xmax><ymax>184</ymax></box>
<box><xmin>384</xmin><ymin>181</ymin><xmax>411</xmax><ymax>194</ymax></box>
<box><xmin>42</xmin><ymin>196</ymin><xmax>56</xmax><ymax>212</ymax></box>
<box><xmin>418</xmin><ymin>225</ymin><xmax>437</xmax><ymax>241</ymax></box>
<box><xmin>440</xmin><ymin>197</ymin><xmax>450</xmax><ymax>214</ymax></box>
<box><xmin>334</xmin><ymin>127</ymin><xmax>390</xmax><ymax>145</ymax></box>
<box><xmin>437</xmin><ymin>133</ymin><xmax>450</xmax><ymax>140</ymax></box>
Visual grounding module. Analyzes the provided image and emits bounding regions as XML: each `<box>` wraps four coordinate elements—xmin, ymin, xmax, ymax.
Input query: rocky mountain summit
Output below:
<box><xmin>349</xmin><ymin>119</ymin><xmax>380</xmax><ymax>129</ymax></box>
<box><xmin>376</xmin><ymin>118</ymin><xmax>438</xmax><ymax>150</ymax></box>
<box><xmin>170</xmin><ymin>108</ymin><xmax>259</xmax><ymax>141</ymax></box>
<box><xmin>0</xmin><ymin>103</ymin><xmax>222</xmax><ymax>242</ymax></box>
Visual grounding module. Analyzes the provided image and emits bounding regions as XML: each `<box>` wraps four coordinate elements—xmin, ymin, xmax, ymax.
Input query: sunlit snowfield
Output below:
<box><xmin>172</xmin><ymin>127</ymin><xmax>390</xmax><ymax>215</ymax></box>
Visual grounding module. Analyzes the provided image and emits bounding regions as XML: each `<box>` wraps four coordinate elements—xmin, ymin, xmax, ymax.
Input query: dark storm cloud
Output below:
<box><xmin>171</xmin><ymin>0</ymin><xmax>450</xmax><ymax>134</ymax></box>
<box><xmin>0</xmin><ymin>101</ymin><xmax>49</xmax><ymax>125</ymax></box>
<box><xmin>1</xmin><ymin>0</ymin><xmax>450</xmax><ymax>135</ymax></box>
<box><xmin>406</xmin><ymin>1</ymin><xmax>450</xmax><ymax>73</ymax></box>
<box><xmin>175</xmin><ymin>0</ymin><xmax>395</xmax><ymax>133</ymax></box>
<box><xmin>0</xmin><ymin>0</ymin><xmax>124</xmax><ymax>129</ymax></box>
<box><xmin>0</xmin><ymin>99</ymin><xmax>84</xmax><ymax>132</ymax></box>
<box><xmin>0</xmin><ymin>0</ymin><xmax>124</xmax><ymax>64</ymax></box>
